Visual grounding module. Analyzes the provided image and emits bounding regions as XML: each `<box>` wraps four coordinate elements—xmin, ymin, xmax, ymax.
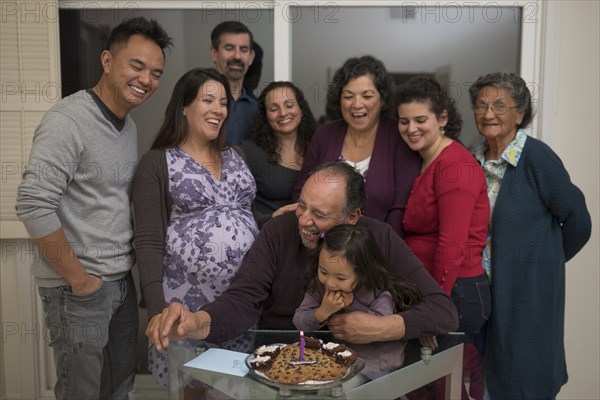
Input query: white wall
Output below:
<box><xmin>555</xmin><ymin>1</ymin><xmax>600</xmax><ymax>398</ymax></box>
<box><xmin>290</xmin><ymin>6</ymin><xmax>520</xmax><ymax>149</ymax></box>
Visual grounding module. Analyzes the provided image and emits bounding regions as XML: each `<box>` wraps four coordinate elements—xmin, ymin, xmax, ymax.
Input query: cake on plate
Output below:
<box><xmin>248</xmin><ymin>338</ymin><xmax>358</xmax><ymax>385</ymax></box>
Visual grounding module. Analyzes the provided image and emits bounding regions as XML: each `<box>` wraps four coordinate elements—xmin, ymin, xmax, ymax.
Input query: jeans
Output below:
<box><xmin>450</xmin><ymin>273</ymin><xmax>491</xmax><ymax>337</ymax></box>
<box><xmin>38</xmin><ymin>273</ymin><xmax>138</xmax><ymax>400</ymax></box>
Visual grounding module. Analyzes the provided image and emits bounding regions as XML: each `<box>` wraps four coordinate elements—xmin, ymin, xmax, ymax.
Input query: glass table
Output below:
<box><xmin>167</xmin><ymin>330</ymin><xmax>464</xmax><ymax>399</ymax></box>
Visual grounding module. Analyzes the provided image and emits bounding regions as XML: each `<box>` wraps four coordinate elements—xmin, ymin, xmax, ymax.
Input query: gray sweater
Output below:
<box><xmin>16</xmin><ymin>90</ymin><xmax>137</xmax><ymax>287</ymax></box>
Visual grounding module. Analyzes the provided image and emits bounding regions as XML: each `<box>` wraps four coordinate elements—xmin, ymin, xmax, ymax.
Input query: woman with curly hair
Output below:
<box><xmin>398</xmin><ymin>75</ymin><xmax>491</xmax><ymax>400</ymax></box>
<box><xmin>293</xmin><ymin>55</ymin><xmax>420</xmax><ymax>237</ymax></box>
<box><xmin>237</xmin><ymin>81</ymin><xmax>316</xmax><ymax>227</ymax></box>
<box><xmin>397</xmin><ymin>75</ymin><xmax>491</xmax><ymax>334</ymax></box>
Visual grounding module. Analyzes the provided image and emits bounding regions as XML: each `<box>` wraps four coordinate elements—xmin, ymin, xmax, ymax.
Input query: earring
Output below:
<box><xmin>183</xmin><ymin>110</ymin><xmax>186</xmax><ymax>117</ymax></box>
<box><xmin>441</xmin><ymin>128</ymin><xmax>445</xmax><ymax>136</ymax></box>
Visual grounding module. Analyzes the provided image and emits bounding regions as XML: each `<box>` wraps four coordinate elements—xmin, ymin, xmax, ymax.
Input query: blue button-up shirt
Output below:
<box><xmin>225</xmin><ymin>87</ymin><xmax>258</xmax><ymax>145</ymax></box>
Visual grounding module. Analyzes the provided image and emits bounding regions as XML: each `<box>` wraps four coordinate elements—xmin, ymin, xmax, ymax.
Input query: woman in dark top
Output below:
<box><xmin>470</xmin><ymin>72</ymin><xmax>591</xmax><ymax>399</ymax></box>
<box><xmin>238</xmin><ymin>81</ymin><xmax>316</xmax><ymax>227</ymax></box>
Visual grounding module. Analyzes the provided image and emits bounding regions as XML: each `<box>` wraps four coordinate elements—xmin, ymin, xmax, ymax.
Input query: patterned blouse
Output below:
<box><xmin>149</xmin><ymin>146</ymin><xmax>258</xmax><ymax>385</ymax></box>
<box><xmin>473</xmin><ymin>129</ymin><xmax>527</xmax><ymax>280</ymax></box>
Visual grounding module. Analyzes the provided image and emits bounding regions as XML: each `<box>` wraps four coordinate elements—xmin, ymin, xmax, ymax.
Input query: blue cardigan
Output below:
<box><xmin>484</xmin><ymin>136</ymin><xmax>591</xmax><ymax>398</ymax></box>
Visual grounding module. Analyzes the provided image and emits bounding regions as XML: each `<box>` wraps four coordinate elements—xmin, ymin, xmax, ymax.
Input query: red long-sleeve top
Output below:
<box><xmin>403</xmin><ymin>141</ymin><xmax>489</xmax><ymax>295</ymax></box>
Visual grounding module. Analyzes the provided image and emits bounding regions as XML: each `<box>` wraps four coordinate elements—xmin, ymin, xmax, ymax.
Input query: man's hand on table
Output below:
<box><xmin>146</xmin><ymin>302</ymin><xmax>211</xmax><ymax>352</ymax></box>
<box><xmin>328</xmin><ymin>312</ymin><xmax>405</xmax><ymax>344</ymax></box>
<box><xmin>418</xmin><ymin>336</ymin><xmax>439</xmax><ymax>350</ymax></box>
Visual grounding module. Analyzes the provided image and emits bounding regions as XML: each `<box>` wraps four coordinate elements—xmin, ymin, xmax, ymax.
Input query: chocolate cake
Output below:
<box><xmin>248</xmin><ymin>338</ymin><xmax>358</xmax><ymax>385</ymax></box>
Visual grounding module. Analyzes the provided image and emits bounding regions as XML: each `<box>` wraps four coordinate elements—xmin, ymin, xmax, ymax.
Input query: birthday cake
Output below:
<box><xmin>248</xmin><ymin>337</ymin><xmax>358</xmax><ymax>385</ymax></box>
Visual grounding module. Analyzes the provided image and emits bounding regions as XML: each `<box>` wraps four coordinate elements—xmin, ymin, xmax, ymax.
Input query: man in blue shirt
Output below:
<box><xmin>210</xmin><ymin>21</ymin><xmax>258</xmax><ymax>144</ymax></box>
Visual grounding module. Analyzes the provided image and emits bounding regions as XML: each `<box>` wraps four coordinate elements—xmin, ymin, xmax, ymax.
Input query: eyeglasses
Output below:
<box><xmin>474</xmin><ymin>103</ymin><xmax>518</xmax><ymax>115</ymax></box>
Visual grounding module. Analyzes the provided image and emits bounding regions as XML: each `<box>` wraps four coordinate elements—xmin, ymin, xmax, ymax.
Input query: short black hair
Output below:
<box><xmin>106</xmin><ymin>17</ymin><xmax>173</xmax><ymax>58</ymax></box>
<box><xmin>210</xmin><ymin>21</ymin><xmax>253</xmax><ymax>50</ymax></box>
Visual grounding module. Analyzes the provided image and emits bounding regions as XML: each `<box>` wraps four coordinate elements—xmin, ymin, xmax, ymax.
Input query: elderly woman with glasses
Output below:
<box><xmin>470</xmin><ymin>72</ymin><xmax>591</xmax><ymax>400</ymax></box>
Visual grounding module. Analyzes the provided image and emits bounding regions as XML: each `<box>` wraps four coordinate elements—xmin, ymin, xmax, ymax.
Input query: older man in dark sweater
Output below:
<box><xmin>147</xmin><ymin>161</ymin><xmax>458</xmax><ymax>350</ymax></box>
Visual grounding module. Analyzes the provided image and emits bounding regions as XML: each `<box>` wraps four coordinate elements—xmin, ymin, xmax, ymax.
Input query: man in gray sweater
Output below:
<box><xmin>15</xmin><ymin>17</ymin><xmax>172</xmax><ymax>400</ymax></box>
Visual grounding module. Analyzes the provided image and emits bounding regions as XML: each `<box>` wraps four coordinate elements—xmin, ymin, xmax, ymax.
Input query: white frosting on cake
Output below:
<box><xmin>323</xmin><ymin>342</ymin><xmax>340</xmax><ymax>350</ymax></box>
<box><xmin>338</xmin><ymin>350</ymin><xmax>352</xmax><ymax>357</ymax></box>
<box><xmin>254</xmin><ymin>355</ymin><xmax>271</xmax><ymax>363</ymax></box>
<box><xmin>255</xmin><ymin>344</ymin><xmax>280</xmax><ymax>354</ymax></box>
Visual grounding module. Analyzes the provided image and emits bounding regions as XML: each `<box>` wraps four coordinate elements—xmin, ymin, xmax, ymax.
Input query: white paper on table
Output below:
<box><xmin>183</xmin><ymin>348</ymin><xmax>250</xmax><ymax>377</ymax></box>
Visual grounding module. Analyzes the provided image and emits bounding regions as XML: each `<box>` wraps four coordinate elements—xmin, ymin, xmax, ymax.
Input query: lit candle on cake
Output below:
<box><xmin>299</xmin><ymin>331</ymin><xmax>305</xmax><ymax>361</ymax></box>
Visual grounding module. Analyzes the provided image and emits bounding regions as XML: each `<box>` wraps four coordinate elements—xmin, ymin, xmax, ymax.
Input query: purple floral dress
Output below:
<box><xmin>149</xmin><ymin>147</ymin><xmax>259</xmax><ymax>385</ymax></box>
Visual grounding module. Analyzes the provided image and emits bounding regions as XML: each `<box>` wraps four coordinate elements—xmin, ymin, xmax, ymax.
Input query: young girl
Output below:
<box><xmin>293</xmin><ymin>224</ymin><xmax>422</xmax><ymax>331</ymax></box>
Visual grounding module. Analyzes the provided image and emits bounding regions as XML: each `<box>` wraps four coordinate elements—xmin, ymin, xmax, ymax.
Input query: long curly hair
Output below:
<box><xmin>248</xmin><ymin>81</ymin><xmax>316</xmax><ymax>164</ymax></box>
<box><xmin>395</xmin><ymin>76</ymin><xmax>463</xmax><ymax>140</ymax></box>
<box><xmin>325</xmin><ymin>55</ymin><xmax>396</xmax><ymax>121</ymax></box>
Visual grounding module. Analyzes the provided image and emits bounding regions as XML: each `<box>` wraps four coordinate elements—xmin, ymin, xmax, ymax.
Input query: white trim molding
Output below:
<box><xmin>537</xmin><ymin>1</ymin><xmax>561</xmax><ymax>146</ymax></box>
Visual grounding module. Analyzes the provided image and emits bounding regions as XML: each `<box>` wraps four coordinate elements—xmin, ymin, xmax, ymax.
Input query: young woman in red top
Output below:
<box><xmin>397</xmin><ymin>76</ymin><xmax>490</xmax><ymax>399</ymax></box>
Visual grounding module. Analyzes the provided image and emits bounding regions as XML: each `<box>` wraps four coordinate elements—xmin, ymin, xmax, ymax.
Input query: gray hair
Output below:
<box><xmin>468</xmin><ymin>72</ymin><xmax>533</xmax><ymax>129</ymax></box>
<box><xmin>308</xmin><ymin>160</ymin><xmax>366</xmax><ymax>217</ymax></box>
